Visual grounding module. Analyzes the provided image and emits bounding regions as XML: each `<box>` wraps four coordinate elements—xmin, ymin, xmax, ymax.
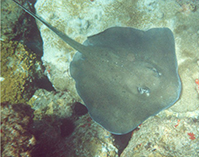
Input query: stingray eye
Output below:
<box><xmin>137</xmin><ymin>86</ymin><xmax>150</xmax><ymax>96</ymax></box>
<box><xmin>152</xmin><ymin>67</ymin><xmax>162</xmax><ymax>77</ymax></box>
<box><xmin>147</xmin><ymin>66</ymin><xmax>162</xmax><ymax>77</ymax></box>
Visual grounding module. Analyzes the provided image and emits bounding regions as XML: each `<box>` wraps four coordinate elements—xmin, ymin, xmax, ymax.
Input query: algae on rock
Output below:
<box><xmin>1</xmin><ymin>40</ymin><xmax>40</xmax><ymax>104</ymax></box>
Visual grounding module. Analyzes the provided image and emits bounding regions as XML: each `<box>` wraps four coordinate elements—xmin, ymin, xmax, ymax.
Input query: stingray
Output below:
<box><xmin>13</xmin><ymin>0</ymin><xmax>181</xmax><ymax>135</ymax></box>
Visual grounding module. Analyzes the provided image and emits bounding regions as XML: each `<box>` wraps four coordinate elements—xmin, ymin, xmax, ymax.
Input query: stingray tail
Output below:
<box><xmin>12</xmin><ymin>0</ymin><xmax>89</xmax><ymax>53</ymax></box>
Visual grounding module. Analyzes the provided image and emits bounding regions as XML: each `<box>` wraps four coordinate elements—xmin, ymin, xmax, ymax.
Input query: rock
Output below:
<box><xmin>1</xmin><ymin>40</ymin><xmax>42</xmax><ymax>104</ymax></box>
<box><xmin>28</xmin><ymin>89</ymin><xmax>77</xmax><ymax>119</ymax></box>
<box><xmin>171</xmin><ymin>59</ymin><xmax>199</xmax><ymax>112</ymax></box>
<box><xmin>1</xmin><ymin>0</ymin><xmax>27</xmax><ymax>39</ymax></box>
<box><xmin>120</xmin><ymin>110</ymin><xmax>199</xmax><ymax>157</ymax></box>
<box><xmin>56</xmin><ymin>114</ymin><xmax>118</xmax><ymax>157</ymax></box>
<box><xmin>1</xmin><ymin>102</ymin><xmax>36</xmax><ymax>157</ymax></box>
<box><xmin>28</xmin><ymin>89</ymin><xmax>118</xmax><ymax>157</ymax></box>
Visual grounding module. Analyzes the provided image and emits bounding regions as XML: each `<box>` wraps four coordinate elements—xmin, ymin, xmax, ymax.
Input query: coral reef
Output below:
<box><xmin>28</xmin><ymin>89</ymin><xmax>118</xmax><ymax>157</ymax></box>
<box><xmin>59</xmin><ymin>114</ymin><xmax>118</xmax><ymax>157</ymax></box>
<box><xmin>2</xmin><ymin>0</ymin><xmax>199</xmax><ymax>156</ymax></box>
<box><xmin>1</xmin><ymin>0</ymin><xmax>43</xmax><ymax>55</ymax></box>
<box><xmin>171</xmin><ymin>59</ymin><xmax>199</xmax><ymax>112</ymax></box>
<box><xmin>120</xmin><ymin>110</ymin><xmax>199</xmax><ymax>157</ymax></box>
<box><xmin>34</xmin><ymin>114</ymin><xmax>118</xmax><ymax>157</ymax></box>
<box><xmin>1</xmin><ymin>102</ymin><xmax>36</xmax><ymax>157</ymax></box>
<box><xmin>30</xmin><ymin>0</ymin><xmax>199</xmax><ymax>155</ymax></box>
<box><xmin>1</xmin><ymin>40</ymin><xmax>41</xmax><ymax>104</ymax></box>
<box><xmin>28</xmin><ymin>89</ymin><xmax>77</xmax><ymax>120</ymax></box>
<box><xmin>1</xmin><ymin>0</ymin><xmax>27</xmax><ymax>39</ymax></box>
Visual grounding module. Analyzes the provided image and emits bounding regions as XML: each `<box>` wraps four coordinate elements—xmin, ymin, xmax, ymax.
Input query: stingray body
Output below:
<box><xmin>13</xmin><ymin>0</ymin><xmax>181</xmax><ymax>135</ymax></box>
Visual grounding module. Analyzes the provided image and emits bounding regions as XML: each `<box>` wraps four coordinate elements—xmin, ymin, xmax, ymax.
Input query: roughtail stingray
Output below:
<box><xmin>13</xmin><ymin>0</ymin><xmax>181</xmax><ymax>135</ymax></box>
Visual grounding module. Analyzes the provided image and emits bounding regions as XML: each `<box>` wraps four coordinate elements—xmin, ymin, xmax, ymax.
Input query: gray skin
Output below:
<box><xmin>13</xmin><ymin>0</ymin><xmax>181</xmax><ymax>135</ymax></box>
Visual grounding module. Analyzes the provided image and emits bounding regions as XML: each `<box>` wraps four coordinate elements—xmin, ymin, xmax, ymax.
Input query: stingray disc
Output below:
<box><xmin>70</xmin><ymin>27</ymin><xmax>181</xmax><ymax>135</ymax></box>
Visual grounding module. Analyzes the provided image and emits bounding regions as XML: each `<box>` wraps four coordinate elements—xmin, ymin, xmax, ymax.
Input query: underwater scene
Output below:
<box><xmin>1</xmin><ymin>0</ymin><xmax>199</xmax><ymax>156</ymax></box>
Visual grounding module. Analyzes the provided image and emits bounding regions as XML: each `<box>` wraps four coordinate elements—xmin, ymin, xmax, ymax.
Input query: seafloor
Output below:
<box><xmin>1</xmin><ymin>0</ymin><xmax>199</xmax><ymax>156</ymax></box>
